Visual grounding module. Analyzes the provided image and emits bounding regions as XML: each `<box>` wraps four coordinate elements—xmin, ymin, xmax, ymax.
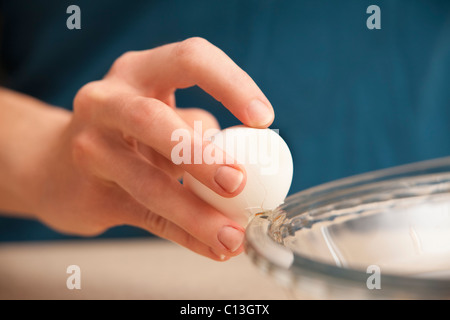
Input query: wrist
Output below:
<box><xmin>0</xmin><ymin>88</ymin><xmax>72</xmax><ymax>216</ymax></box>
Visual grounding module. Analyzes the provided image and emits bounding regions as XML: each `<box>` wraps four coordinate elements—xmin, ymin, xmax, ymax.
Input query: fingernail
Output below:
<box><xmin>246</xmin><ymin>99</ymin><xmax>273</xmax><ymax>126</ymax></box>
<box><xmin>218</xmin><ymin>226</ymin><xmax>244</xmax><ymax>253</ymax></box>
<box><xmin>214</xmin><ymin>166</ymin><xmax>244</xmax><ymax>194</ymax></box>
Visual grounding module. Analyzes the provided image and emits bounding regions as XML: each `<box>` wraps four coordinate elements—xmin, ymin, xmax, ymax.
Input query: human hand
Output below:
<box><xmin>27</xmin><ymin>38</ymin><xmax>274</xmax><ymax>260</ymax></box>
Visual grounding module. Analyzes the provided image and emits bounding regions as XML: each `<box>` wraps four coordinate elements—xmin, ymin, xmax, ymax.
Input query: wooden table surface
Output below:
<box><xmin>0</xmin><ymin>238</ymin><xmax>293</xmax><ymax>300</ymax></box>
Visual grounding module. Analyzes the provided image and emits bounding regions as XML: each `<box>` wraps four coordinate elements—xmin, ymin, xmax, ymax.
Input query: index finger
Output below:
<box><xmin>109</xmin><ymin>37</ymin><xmax>274</xmax><ymax>128</ymax></box>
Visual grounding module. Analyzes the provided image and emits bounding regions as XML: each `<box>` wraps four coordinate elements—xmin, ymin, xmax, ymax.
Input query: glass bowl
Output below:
<box><xmin>245</xmin><ymin>157</ymin><xmax>450</xmax><ymax>299</ymax></box>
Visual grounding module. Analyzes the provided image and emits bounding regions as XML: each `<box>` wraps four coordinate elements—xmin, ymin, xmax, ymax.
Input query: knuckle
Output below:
<box><xmin>143</xmin><ymin>210</ymin><xmax>169</xmax><ymax>236</ymax></box>
<box><xmin>73</xmin><ymin>81</ymin><xmax>106</xmax><ymax>117</ymax></box>
<box><xmin>71</xmin><ymin>130</ymin><xmax>98</xmax><ymax>168</ymax></box>
<box><xmin>127</xmin><ymin>97</ymin><xmax>165</xmax><ymax>130</ymax></box>
<box><xmin>174</xmin><ymin>37</ymin><xmax>210</xmax><ymax>69</ymax></box>
<box><xmin>78</xmin><ymin>225</ymin><xmax>108</xmax><ymax>237</ymax></box>
<box><xmin>110</xmin><ymin>50</ymin><xmax>139</xmax><ymax>74</ymax></box>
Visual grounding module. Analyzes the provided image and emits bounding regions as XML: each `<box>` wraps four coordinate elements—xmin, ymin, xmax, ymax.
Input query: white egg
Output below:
<box><xmin>183</xmin><ymin>126</ymin><xmax>293</xmax><ymax>226</ymax></box>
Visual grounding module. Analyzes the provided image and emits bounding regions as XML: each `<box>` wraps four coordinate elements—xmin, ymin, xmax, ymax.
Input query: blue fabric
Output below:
<box><xmin>1</xmin><ymin>0</ymin><xmax>449</xmax><ymax>240</ymax></box>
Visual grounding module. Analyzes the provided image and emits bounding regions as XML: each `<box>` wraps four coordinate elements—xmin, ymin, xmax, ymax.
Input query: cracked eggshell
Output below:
<box><xmin>183</xmin><ymin>126</ymin><xmax>293</xmax><ymax>227</ymax></box>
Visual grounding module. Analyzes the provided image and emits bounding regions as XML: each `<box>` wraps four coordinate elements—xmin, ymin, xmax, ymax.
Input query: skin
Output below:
<box><xmin>0</xmin><ymin>37</ymin><xmax>274</xmax><ymax>261</ymax></box>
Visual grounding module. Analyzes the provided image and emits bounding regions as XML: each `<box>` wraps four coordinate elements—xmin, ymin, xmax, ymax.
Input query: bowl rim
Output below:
<box><xmin>245</xmin><ymin>156</ymin><xmax>450</xmax><ymax>299</ymax></box>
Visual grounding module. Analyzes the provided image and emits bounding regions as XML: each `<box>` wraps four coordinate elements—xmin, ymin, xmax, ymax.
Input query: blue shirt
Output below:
<box><xmin>1</xmin><ymin>0</ymin><xmax>450</xmax><ymax>240</ymax></box>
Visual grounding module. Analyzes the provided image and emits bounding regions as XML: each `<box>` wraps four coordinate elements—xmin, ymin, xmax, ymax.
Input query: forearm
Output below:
<box><xmin>0</xmin><ymin>87</ymin><xmax>71</xmax><ymax>216</ymax></box>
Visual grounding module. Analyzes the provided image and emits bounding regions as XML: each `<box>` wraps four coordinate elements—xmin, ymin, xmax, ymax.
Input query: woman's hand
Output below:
<box><xmin>0</xmin><ymin>37</ymin><xmax>274</xmax><ymax>261</ymax></box>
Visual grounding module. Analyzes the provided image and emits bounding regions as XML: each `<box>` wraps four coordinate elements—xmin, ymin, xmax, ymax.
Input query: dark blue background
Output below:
<box><xmin>1</xmin><ymin>0</ymin><xmax>449</xmax><ymax>241</ymax></box>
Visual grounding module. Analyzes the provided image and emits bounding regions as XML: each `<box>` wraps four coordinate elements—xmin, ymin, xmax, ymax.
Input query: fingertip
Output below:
<box><xmin>210</xmin><ymin>250</ymin><xmax>230</xmax><ymax>262</ymax></box>
<box><xmin>210</xmin><ymin>245</ymin><xmax>244</xmax><ymax>262</ymax></box>
<box><xmin>245</xmin><ymin>99</ymin><xmax>274</xmax><ymax>128</ymax></box>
